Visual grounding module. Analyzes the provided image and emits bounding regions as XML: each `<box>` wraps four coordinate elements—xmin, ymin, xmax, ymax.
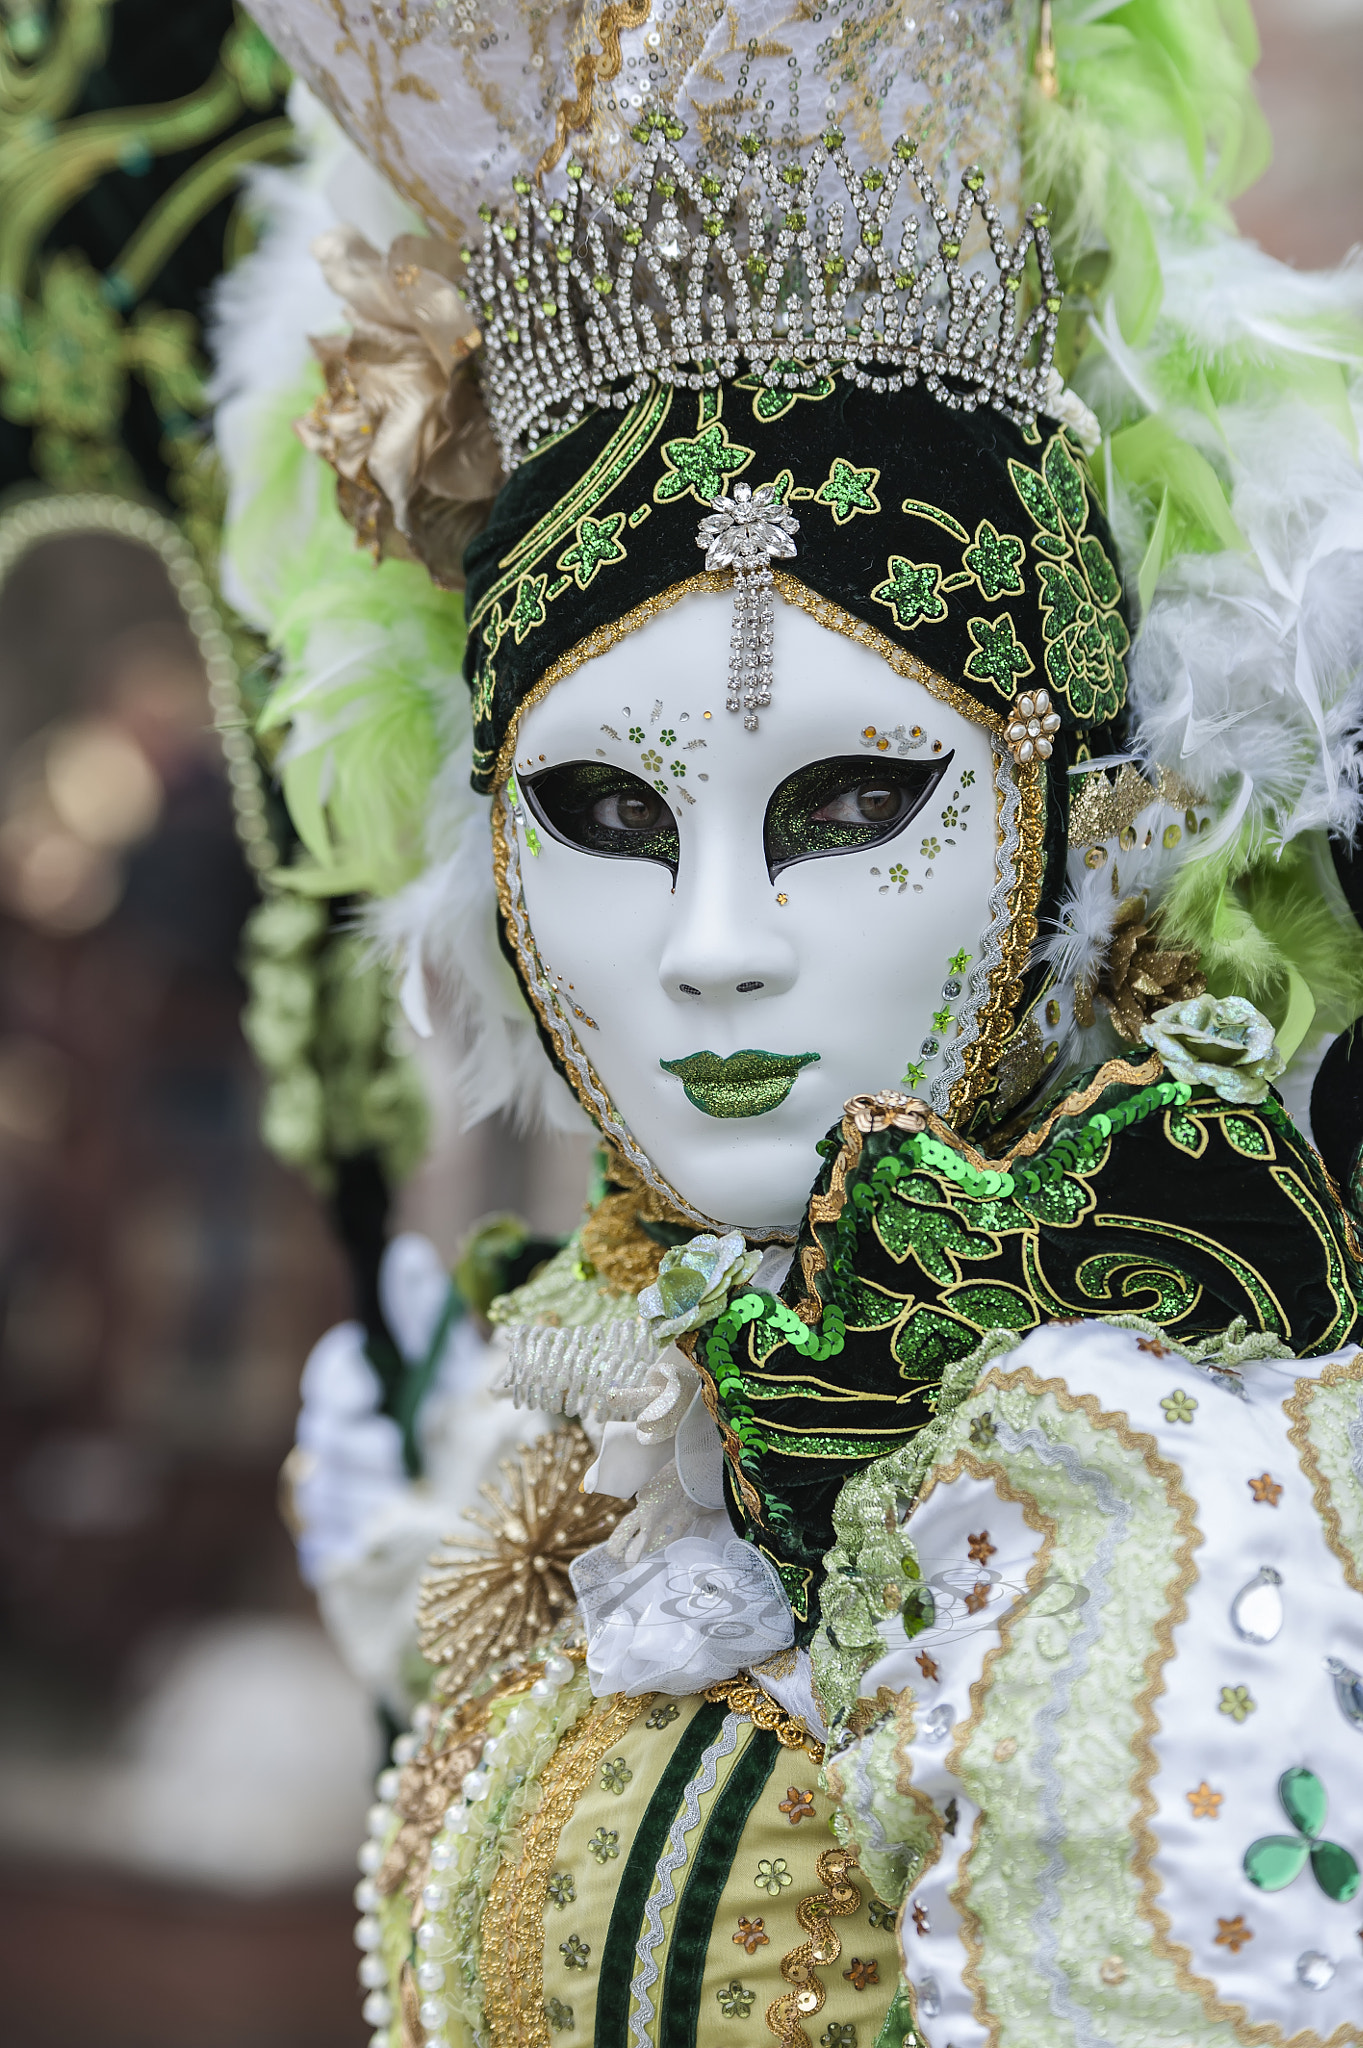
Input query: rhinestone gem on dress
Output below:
<box><xmin>1230</xmin><ymin>1566</ymin><xmax>1283</xmax><ymax>1645</ymax></box>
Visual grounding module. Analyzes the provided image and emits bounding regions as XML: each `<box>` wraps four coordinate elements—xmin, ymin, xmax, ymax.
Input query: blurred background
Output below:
<box><xmin>0</xmin><ymin>3</ymin><xmax>1357</xmax><ymax>2045</ymax></box>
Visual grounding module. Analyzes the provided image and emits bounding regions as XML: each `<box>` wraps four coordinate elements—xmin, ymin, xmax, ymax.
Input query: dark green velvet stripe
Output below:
<box><xmin>659</xmin><ymin>1728</ymin><xmax>782</xmax><ymax>2047</ymax></box>
<box><xmin>594</xmin><ymin>1700</ymin><xmax>730</xmax><ymax>2048</ymax></box>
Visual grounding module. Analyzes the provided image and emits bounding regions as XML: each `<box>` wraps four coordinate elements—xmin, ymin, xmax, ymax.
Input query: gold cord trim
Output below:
<box><xmin>536</xmin><ymin>0</ymin><xmax>652</xmax><ymax>179</ymax></box>
<box><xmin>1284</xmin><ymin>1351</ymin><xmax>1363</xmax><ymax>1598</ymax></box>
<box><xmin>702</xmin><ymin>1676</ymin><xmax>826</xmax><ymax>1763</ymax></box>
<box><xmin>947</xmin><ymin>745</ymin><xmax>1047</xmax><ymax>1132</ymax></box>
<box><xmin>764</xmin><ymin>1842</ymin><xmax>863</xmax><ymax>2047</ymax></box>
<box><xmin>481</xmin><ymin>1689</ymin><xmax>653</xmax><ymax>2048</ymax></box>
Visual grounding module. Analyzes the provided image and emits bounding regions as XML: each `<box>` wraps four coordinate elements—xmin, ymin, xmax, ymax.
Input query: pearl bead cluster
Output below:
<box><xmin>464</xmin><ymin>118</ymin><xmax>1061</xmax><ymax>471</ymax></box>
<box><xmin>353</xmin><ymin>1653</ymin><xmax>579</xmax><ymax>2047</ymax></box>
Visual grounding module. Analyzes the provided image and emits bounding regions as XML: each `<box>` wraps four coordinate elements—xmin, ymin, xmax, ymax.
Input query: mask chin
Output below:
<box><xmin>500</xmin><ymin>587</ymin><xmax>1009</xmax><ymax>1231</ymax></box>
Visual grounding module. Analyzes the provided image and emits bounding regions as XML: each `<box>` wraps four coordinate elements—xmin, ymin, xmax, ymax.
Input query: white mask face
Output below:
<box><xmin>507</xmin><ymin>591</ymin><xmax>999</xmax><ymax>1230</ymax></box>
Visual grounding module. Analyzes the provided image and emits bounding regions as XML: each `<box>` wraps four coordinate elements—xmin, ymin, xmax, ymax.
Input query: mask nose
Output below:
<box><xmin>658</xmin><ymin>835</ymin><xmax>797</xmax><ymax>1004</ymax></box>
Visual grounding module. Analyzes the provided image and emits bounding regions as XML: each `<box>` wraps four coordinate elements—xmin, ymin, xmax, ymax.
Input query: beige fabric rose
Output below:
<box><xmin>296</xmin><ymin>228</ymin><xmax>503</xmax><ymax>589</ymax></box>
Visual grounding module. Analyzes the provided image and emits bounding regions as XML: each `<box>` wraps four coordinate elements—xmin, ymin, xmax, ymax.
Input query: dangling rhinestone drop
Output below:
<box><xmin>696</xmin><ymin>482</ymin><xmax>799</xmax><ymax>730</ymax></box>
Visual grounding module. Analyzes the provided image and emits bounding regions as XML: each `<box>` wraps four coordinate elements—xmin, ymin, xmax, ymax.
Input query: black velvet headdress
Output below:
<box><xmin>462</xmin><ymin>373</ymin><xmax>1131</xmax><ymax>792</ymax></box>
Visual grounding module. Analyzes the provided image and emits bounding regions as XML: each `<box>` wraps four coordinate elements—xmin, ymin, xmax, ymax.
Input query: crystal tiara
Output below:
<box><xmin>463</xmin><ymin>112</ymin><xmax>1061</xmax><ymax>470</ymax></box>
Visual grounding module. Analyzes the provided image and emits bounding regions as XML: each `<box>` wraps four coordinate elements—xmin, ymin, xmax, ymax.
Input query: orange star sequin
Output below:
<box><xmin>911</xmin><ymin>1901</ymin><xmax>930</xmax><ymax>1936</ymax></box>
<box><xmin>1187</xmin><ymin>1782</ymin><xmax>1223</xmax><ymax>1819</ymax></box>
<box><xmin>1248</xmin><ymin>1472</ymin><xmax>1283</xmax><ymax>1506</ymax></box>
<box><xmin>967</xmin><ymin>1530</ymin><xmax>996</xmax><ymax>1563</ymax></box>
<box><xmin>844</xmin><ymin>1957</ymin><xmax>880</xmax><ymax>1991</ymax></box>
<box><xmin>1137</xmin><ymin>1336</ymin><xmax>1170</xmax><ymax>1358</ymax></box>
<box><xmin>964</xmin><ymin>1580</ymin><xmax>990</xmax><ymax>1614</ymax></box>
<box><xmin>733</xmin><ymin>1916</ymin><xmax>768</xmax><ymax>1955</ymax></box>
<box><xmin>779</xmin><ymin>1786</ymin><xmax>816</xmax><ymax>1824</ymax></box>
<box><xmin>916</xmin><ymin>1651</ymin><xmax>940</xmax><ymax>1682</ymax></box>
<box><xmin>1215</xmin><ymin>1916</ymin><xmax>1253</xmax><ymax>1953</ymax></box>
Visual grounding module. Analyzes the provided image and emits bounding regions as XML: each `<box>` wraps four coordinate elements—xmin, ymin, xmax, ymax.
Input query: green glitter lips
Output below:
<box><xmin>659</xmin><ymin>1049</ymin><xmax>820</xmax><ymax>1118</ymax></box>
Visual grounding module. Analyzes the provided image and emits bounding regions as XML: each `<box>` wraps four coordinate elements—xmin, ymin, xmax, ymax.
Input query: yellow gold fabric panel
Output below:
<box><xmin>482</xmin><ymin>1688</ymin><xmax>652</xmax><ymax>2048</ymax></box>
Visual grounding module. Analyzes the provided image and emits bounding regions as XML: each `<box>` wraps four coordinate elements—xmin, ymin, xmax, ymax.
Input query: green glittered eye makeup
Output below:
<box><xmin>763</xmin><ymin>752</ymin><xmax>953</xmax><ymax>879</ymax></box>
<box><xmin>521</xmin><ymin>759</ymin><xmax>681</xmax><ymax>877</ymax></box>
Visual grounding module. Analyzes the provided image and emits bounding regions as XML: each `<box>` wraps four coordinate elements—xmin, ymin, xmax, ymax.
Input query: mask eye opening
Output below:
<box><xmin>763</xmin><ymin>751</ymin><xmax>954</xmax><ymax>880</ymax></box>
<box><xmin>520</xmin><ymin>760</ymin><xmax>681</xmax><ymax>880</ymax></box>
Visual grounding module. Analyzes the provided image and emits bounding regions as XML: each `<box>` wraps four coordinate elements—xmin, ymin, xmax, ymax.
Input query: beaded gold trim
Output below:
<box><xmin>702</xmin><ymin>1677</ymin><xmax>826</xmax><ymax>1764</ymax></box>
<box><xmin>765</xmin><ymin>1841</ymin><xmax>864</xmax><ymax>2047</ymax></box>
<box><xmin>481</xmin><ymin>1689</ymin><xmax>653</xmax><ymax>2048</ymax></box>
<box><xmin>948</xmin><ymin>744</ymin><xmax>1046</xmax><ymax>1133</ymax></box>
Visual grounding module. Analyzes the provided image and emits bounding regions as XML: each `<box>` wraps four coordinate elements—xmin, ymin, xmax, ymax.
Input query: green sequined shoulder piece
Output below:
<box><xmin>700</xmin><ymin>1053</ymin><xmax>1363</xmax><ymax>1636</ymax></box>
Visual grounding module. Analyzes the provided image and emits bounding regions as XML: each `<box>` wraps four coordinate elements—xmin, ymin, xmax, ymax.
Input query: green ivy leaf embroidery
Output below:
<box><xmin>1006</xmin><ymin>457</ymin><xmax>1062</xmax><ymax>538</ymax></box>
<box><xmin>558</xmin><ymin>511</ymin><xmax>628</xmax><ymax>587</ymax></box>
<box><xmin>654</xmin><ymin>420</ymin><xmax>754</xmax><ymax>503</ymax></box>
<box><xmin>1078</xmin><ymin>532</ymin><xmax>1121</xmax><ymax>605</ymax></box>
<box><xmin>508</xmin><ymin>573</ymin><xmax>549</xmax><ymax>642</ymax></box>
<box><xmin>815</xmin><ymin>458</ymin><xmax>882</xmax><ymax>524</ymax></box>
<box><xmin>962</xmin><ymin>519</ymin><xmax>1026</xmax><ymax>600</ymax></box>
<box><xmin>1043</xmin><ymin>434</ymin><xmax>1088</xmax><ymax>531</ymax></box>
<box><xmin>963</xmin><ymin>612</ymin><xmax>1035</xmax><ymax>695</ymax></box>
<box><xmin>871</xmin><ymin>555</ymin><xmax>948</xmax><ymax>629</ymax></box>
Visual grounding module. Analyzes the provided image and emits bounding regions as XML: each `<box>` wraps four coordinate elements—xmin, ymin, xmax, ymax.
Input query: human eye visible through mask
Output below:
<box><xmin>764</xmin><ymin>752</ymin><xmax>953</xmax><ymax>878</ymax></box>
<box><xmin>521</xmin><ymin>759</ymin><xmax>681</xmax><ymax>875</ymax></box>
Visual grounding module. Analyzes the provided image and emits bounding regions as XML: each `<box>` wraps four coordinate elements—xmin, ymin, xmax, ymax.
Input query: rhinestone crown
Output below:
<box><xmin>466</xmin><ymin>114</ymin><xmax>1061</xmax><ymax>470</ymax></box>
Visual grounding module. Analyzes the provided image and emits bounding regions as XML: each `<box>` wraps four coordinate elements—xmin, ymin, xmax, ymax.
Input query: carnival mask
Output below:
<box><xmin>506</xmin><ymin>592</ymin><xmax>997</xmax><ymax>1229</ymax></box>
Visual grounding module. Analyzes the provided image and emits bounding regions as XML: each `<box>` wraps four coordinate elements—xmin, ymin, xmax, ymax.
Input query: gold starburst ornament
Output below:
<box><xmin>417</xmin><ymin>1423</ymin><xmax>629</xmax><ymax>1696</ymax></box>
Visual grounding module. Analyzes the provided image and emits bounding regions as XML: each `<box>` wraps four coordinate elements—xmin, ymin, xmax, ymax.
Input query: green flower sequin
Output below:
<box><xmin>1244</xmin><ymin>1768</ymin><xmax>1361</xmax><ymax>1902</ymax></box>
<box><xmin>600</xmin><ymin>1756</ymin><xmax>633</xmax><ymax>1794</ymax></box>
<box><xmin>560</xmin><ymin>1933</ymin><xmax>591</xmax><ymax>1970</ymax></box>
<box><xmin>963</xmin><ymin>611</ymin><xmax>1035</xmax><ymax>695</ymax></box>
<box><xmin>969</xmin><ymin>1412</ymin><xmax>997</xmax><ymax>1447</ymax></box>
<box><xmin>558</xmin><ymin>511</ymin><xmax>628</xmax><ymax>588</ymax></box>
<box><xmin>867</xmin><ymin>1897</ymin><xmax>896</xmax><ymax>1929</ymax></box>
<box><xmin>962</xmin><ymin>519</ymin><xmax>1025</xmax><ymax>600</ymax></box>
<box><xmin>754</xmin><ymin>1857</ymin><xmax>794</xmax><ymax>1896</ymax></box>
<box><xmin>546</xmin><ymin>1996</ymin><xmax>575</xmax><ymax>2032</ymax></box>
<box><xmin>547</xmin><ymin>1872</ymin><xmax>576</xmax><ymax>1909</ymax></box>
<box><xmin>588</xmin><ymin>1827</ymin><xmax>620</xmax><ymax>1862</ymax></box>
<box><xmin>646</xmin><ymin>1702</ymin><xmax>681</xmax><ymax>1730</ymax></box>
<box><xmin>1219</xmin><ymin>1685</ymin><xmax>1257</xmax><ymax>1724</ymax></box>
<box><xmin>655</xmin><ymin>420</ymin><xmax>753</xmax><ymax>503</ymax></box>
<box><xmin>1160</xmin><ymin>1389</ymin><xmax>1198</xmax><ymax>1424</ymax></box>
<box><xmin>871</xmin><ymin>556</ymin><xmax>948</xmax><ymax>629</ymax></box>
<box><xmin>816</xmin><ymin>458</ymin><xmax>881</xmax><ymax>524</ymax></box>
<box><xmin>717</xmin><ymin>1979</ymin><xmax>757</xmax><ymax>2017</ymax></box>
<box><xmin>821</xmin><ymin>2027</ymin><xmax>858</xmax><ymax>2048</ymax></box>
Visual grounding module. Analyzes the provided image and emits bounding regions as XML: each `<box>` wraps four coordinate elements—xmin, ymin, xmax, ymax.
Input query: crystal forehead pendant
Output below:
<box><xmin>696</xmin><ymin>483</ymin><xmax>799</xmax><ymax>730</ymax></box>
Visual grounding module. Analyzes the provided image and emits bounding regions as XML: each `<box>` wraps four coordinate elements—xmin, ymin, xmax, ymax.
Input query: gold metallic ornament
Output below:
<box><xmin>417</xmin><ymin>1424</ymin><xmax>630</xmax><ymax>1695</ymax></box>
<box><xmin>1075</xmin><ymin>894</ymin><xmax>1205</xmax><ymax>1042</ymax></box>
